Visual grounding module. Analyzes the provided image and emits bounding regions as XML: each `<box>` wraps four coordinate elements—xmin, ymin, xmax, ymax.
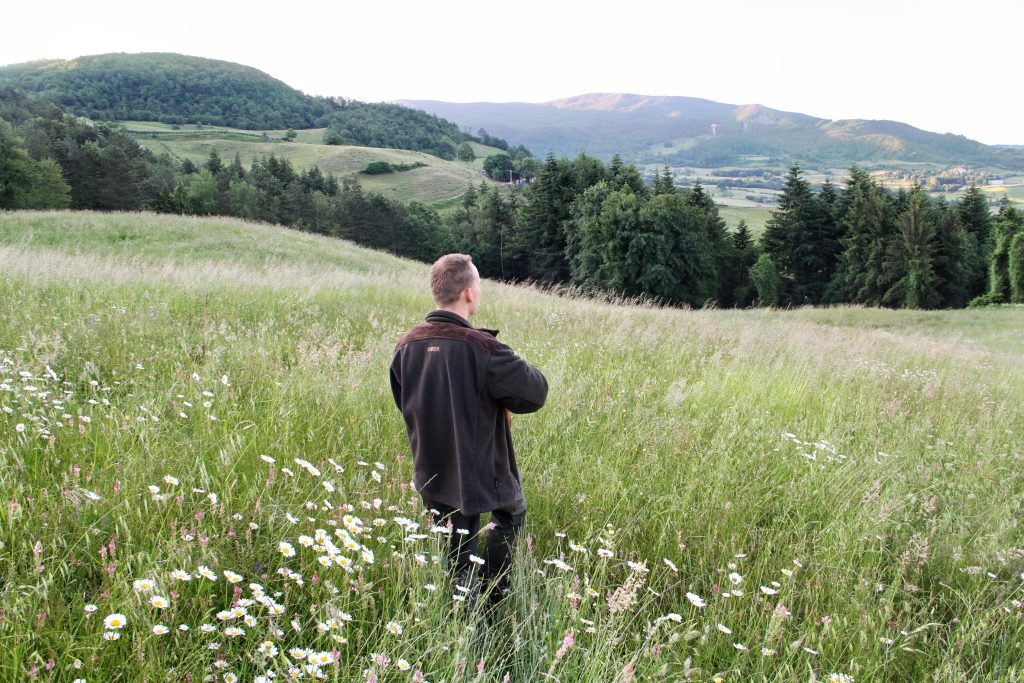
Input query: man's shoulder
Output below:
<box><xmin>395</xmin><ymin>322</ymin><xmax>501</xmax><ymax>355</ymax></box>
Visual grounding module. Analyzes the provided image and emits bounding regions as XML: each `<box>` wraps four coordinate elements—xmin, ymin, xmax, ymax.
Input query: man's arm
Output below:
<box><xmin>486</xmin><ymin>344</ymin><xmax>548</xmax><ymax>414</ymax></box>
<box><xmin>389</xmin><ymin>353</ymin><xmax>402</xmax><ymax>411</ymax></box>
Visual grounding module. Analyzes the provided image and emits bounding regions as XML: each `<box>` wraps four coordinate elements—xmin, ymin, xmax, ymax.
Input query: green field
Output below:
<box><xmin>717</xmin><ymin>205</ymin><xmax>773</xmax><ymax>235</ymax></box>
<box><xmin>2</xmin><ymin>211</ymin><xmax>1023</xmax><ymax>682</ymax></box>
<box><xmin>122</xmin><ymin>122</ymin><xmax>503</xmax><ymax>205</ymax></box>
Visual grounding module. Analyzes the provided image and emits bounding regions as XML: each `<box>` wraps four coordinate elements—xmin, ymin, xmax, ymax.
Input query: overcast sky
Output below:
<box><xmin>4</xmin><ymin>0</ymin><xmax>1022</xmax><ymax>144</ymax></box>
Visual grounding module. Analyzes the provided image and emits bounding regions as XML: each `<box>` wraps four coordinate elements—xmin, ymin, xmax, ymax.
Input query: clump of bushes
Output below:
<box><xmin>360</xmin><ymin>161</ymin><xmax>426</xmax><ymax>175</ymax></box>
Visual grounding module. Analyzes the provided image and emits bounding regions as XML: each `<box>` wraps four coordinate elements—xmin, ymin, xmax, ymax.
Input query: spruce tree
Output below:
<box><xmin>683</xmin><ymin>181</ymin><xmax>731</xmax><ymax>304</ymax></box>
<box><xmin>829</xmin><ymin>167</ymin><xmax>897</xmax><ymax>305</ymax></box>
<box><xmin>958</xmin><ymin>184</ymin><xmax>993</xmax><ymax>297</ymax></box>
<box><xmin>566</xmin><ymin>180</ymin><xmax>616</xmax><ymax>289</ymax></box>
<box><xmin>653</xmin><ymin>166</ymin><xmax>675</xmax><ymax>195</ymax></box>
<box><xmin>515</xmin><ymin>152</ymin><xmax>573</xmax><ymax>281</ymax></box>
<box><xmin>729</xmin><ymin>220</ymin><xmax>758</xmax><ymax>307</ymax></box>
<box><xmin>930</xmin><ymin>202</ymin><xmax>972</xmax><ymax>308</ymax></box>
<box><xmin>570</xmin><ymin>152</ymin><xmax>607</xmax><ymax>194</ymax></box>
<box><xmin>884</xmin><ymin>187</ymin><xmax>940</xmax><ymax>309</ymax></box>
<box><xmin>609</xmin><ymin>159</ymin><xmax>646</xmax><ymax>194</ymax></box>
<box><xmin>205</xmin><ymin>149</ymin><xmax>223</xmax><ymax>174</ymax></box>
<box><xmin>761</xmin><ymin>166</ymin><xmax>838</xmax><ymax>305</ymax></box>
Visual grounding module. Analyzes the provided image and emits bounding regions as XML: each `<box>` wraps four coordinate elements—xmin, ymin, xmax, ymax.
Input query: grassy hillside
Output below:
<box><xmin>2</xmin><ymin>211</ymin><xmax>1023</xmax><ymax>681</ymax></box>
<box><xmin>126</xmin><ymin>124</ymin><xmax>502</xmax><ymax>204</ymax></box>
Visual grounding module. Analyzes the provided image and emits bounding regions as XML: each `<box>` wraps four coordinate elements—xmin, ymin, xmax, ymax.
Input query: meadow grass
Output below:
<box><xmin>1</xmin><ymin>211</ymin><xmax>1023</xmax><ymax>682</ymax></box>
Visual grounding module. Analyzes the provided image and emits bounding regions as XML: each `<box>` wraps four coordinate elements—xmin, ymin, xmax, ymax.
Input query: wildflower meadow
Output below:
<box><xmin>1</xmin><ymin>211</ymin><xmax>1023</xmax><ymax>682</ymax></box>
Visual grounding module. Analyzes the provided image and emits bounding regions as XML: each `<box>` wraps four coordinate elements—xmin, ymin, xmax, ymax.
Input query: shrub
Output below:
<box><xmin>361</xmin><ymin>161</ymin><xmax>394</xmax><ymax>175</ymax></box>
<box><xmin>749</xmin><ymin>253</ymin><xmax>781</xmax><ymax>307</ymax></box>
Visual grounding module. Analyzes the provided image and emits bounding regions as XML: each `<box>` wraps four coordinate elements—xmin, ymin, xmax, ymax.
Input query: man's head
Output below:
<box><xmin>429</xmin><ymin>253</ymin><xmax>481</xmax><ymax>317</ymax></box>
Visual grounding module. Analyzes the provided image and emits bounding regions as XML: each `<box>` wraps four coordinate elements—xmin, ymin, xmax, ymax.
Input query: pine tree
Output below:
<box><xmin>515</xmin><ymin>152</ymin><xmax>573</xmax><ymax>281</ymax></box>
<box><xmin>681</xmin><ymin>181</ymin><xmax>731</xmax><ymax>304</ymax></box>
<box><xmin>930</xmin><ymin>201</ymin><xmax>972</xmax><ymax>308</ymax></box>
<box><xmin>728</xmin><ymin>220</ymin><xmax>758</xmax><ymax>306</ymax></box>
<box><xmin>566</xmin><ymin>181</ymin><xmax>639</xmax><ymax>294</ymax></box>
<box><xmin>205</xmin><ymin>149</ymin><xmax>222</xmax><ymax>174</ymax></box>
<box><xmin>653</xmin><ymin>166</ymin><xmax>675</xmax><ymax>195</ymax></box>
<box><xmin>460</xmin><ymin>182</ymin><xmax>478</xmax><ymax>210</ymax></box>
<box><xmin>732</xmin><ymin>220</ymin><xmax>753</xmax><ymax>251</ymax></box>
<box><xmin>228</xmin><ymin>153</ymin><xmax>246</xmax><ymax>180</ymax></box>
<box><xmin>761</xmin><ymin>166</ymin><xmax>838</xmax><ymax>305</ymax></box>
<box><xmin>829</xmin><ymin>167</ymin><xmax>897</xmax><ymax>305</ymax></box>
<box><xmin>570</xmin><ymin>152</ymin><xmax>607</xmax><ymax>194</ymax></box>
<box><xmin>958</xmin><ymin>184</ymin><xmax>994</xmax><ymax>297</ymax></box>
<box><xmin>884</xmin><ymin>187</ymin><xmax>940</xmax><ymax>309</ymax></box>
<box><xmin>609</xmin><ymin>159</ymin><xmax>646</xmax><ymax>194</ymax></box>
<box><xmin>566</xmin><ymin>180</ymin><xmax>616</xmax><ymax>289</ymax></box>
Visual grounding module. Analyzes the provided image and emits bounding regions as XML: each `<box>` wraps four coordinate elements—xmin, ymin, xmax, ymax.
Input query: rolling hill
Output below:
<box><xmin>401</xmin><ymin>93</ymin><xmax>1024</xmax><ymax>171</ymax></box>
<box><xmin>124</xmin><ymin>122</ymin><xmax>501</xmax><ymax>204</ymax></box>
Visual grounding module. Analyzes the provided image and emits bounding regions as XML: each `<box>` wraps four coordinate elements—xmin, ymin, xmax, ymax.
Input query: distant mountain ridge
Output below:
<box><xmin>400</xmin><ymin>94</ymin><xmax>1024</xmax><ymax>170</ymax></box>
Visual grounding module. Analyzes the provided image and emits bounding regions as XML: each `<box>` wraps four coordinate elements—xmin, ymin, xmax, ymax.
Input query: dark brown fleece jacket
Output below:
<box><xmin>390</xmin><ymin>310</ymin><xmax>548</xmax><ymax>515</ymax></box>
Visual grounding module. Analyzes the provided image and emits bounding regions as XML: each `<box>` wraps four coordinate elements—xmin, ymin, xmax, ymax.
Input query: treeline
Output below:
<box><xmin>760</xmin><ymin>167</ymin><xmax>1024</xmax><ymax>307</ymax></box>
<box><xmin>163</xmin><ymin>151</ymin><xmax>444</xmax><ymax>262</ymax></box>
<box><xmin>3</xmin><ymin>86</ymin><xmax>1021</xmax><ymax>308</ymax></box>
<box><xmin>0</xmin><ymin>88</ymin><xmax>174</xmax><ymax>210</ymax></box>
<box><xmin>443</xmin><ymin>157</ymin><xmax>1024</xmax><ymax>308</ymax></box>
<box><xmin>448</xmin><ymin>155</ymin><xmax>753</xmax><ymax>307</ymax></box>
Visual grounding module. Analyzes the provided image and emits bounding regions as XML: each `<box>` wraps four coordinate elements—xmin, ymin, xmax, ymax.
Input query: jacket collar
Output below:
<box><xmin>426</xmin><ymin>310</ymin><xmax>499</xmax><ymax>337</ymax></box>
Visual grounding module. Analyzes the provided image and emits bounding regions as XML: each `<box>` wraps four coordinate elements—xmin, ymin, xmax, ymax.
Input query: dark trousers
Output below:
<box><xmin>422</xmin><ymin>496</ymin><xmax>526</xmax><ymax>597</ymax></box>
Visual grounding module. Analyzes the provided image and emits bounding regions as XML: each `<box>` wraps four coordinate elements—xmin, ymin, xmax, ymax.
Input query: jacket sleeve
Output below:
<box><xmin>389</xmin><ymin>351</ymin><xmax>402</xmax><ymax>411</ymax></box>
<box><xmin>486</xmin><ymin>343</ymin><xmax>548</xmax><ymax>414</ymax></box>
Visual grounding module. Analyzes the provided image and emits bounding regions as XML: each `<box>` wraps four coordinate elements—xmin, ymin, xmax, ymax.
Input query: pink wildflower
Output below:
<box><xmin>555</xmin><ymin>631</ymin><xmax>575</xmax><ymax>660</ymax></box>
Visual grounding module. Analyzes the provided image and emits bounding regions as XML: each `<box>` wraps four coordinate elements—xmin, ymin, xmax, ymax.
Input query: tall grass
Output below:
<box><xmin>1</xmin><ymin>211</ymin><xmax>1022</xmax><ymax>682</ymax></box>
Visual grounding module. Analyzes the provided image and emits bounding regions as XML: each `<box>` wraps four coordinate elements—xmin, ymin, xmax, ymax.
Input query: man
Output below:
<box><xmin>390</xmin><ymin>253</ymin><xmax>548</xmax><ymax>602</ymax></box>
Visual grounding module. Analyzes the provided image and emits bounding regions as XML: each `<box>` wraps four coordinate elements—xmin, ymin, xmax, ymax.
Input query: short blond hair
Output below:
<box><xmin>429</xmin><ymin>253</ymin><xmax>476</xmax><ymax>305</ymax></box>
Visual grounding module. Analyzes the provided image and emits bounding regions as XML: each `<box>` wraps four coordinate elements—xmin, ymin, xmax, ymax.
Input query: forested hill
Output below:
<box><xmin>0</xmin><ymin>53</ymin><xmax>334</xmax><ymax>129</ymax></box>
<box><xmin>0</xmin><ymin>53</ymin><xmax>516</xmax><ymax>159</ymax></box>
<box><xmin>401</xmin><ymin>94</ymin><xmax>1024</xmax><ymax>170</ymax></box>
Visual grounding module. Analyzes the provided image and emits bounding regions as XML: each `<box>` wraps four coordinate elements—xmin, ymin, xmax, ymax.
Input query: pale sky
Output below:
<box><xmin>4</xmin><ymin>0</ymin><xmax>1022</xmax><ymax>144</ymax></box>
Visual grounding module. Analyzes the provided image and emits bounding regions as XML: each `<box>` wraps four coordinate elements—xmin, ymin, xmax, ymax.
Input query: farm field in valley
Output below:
<box><xmin>1</xmin><ymin>211</ymin><xmax>1023</xmax><ymax>682</ymax></box>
